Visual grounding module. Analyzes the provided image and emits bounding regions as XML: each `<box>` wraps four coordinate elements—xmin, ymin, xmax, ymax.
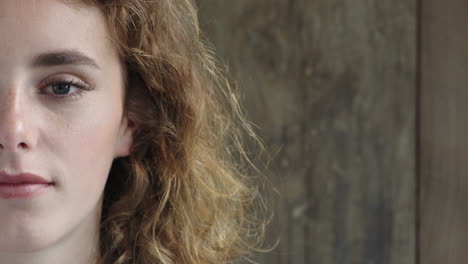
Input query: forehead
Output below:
<box><xmin>0</xmin><ymin>0</ymin><xmax>116</xmax><ymax>69</ymax></box>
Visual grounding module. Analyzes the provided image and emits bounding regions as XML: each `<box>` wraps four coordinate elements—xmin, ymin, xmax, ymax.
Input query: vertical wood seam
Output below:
<box><xmin>415</xmin><ymin>0</ymin><xmax>422</xmax><ymax>262</ymax></box>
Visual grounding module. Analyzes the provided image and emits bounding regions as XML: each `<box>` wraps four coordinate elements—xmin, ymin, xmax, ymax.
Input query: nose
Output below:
<box><xmin>0</xmin><ymin>88</ymin><xmax>36</xmax><ymax>152</ymax></box>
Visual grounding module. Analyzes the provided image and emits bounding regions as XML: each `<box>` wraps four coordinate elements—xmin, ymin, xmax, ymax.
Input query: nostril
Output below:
<box><xmin>0</xmin><ymin>142</ymin><xmax>28</xmax><ymax>150</ymax></box>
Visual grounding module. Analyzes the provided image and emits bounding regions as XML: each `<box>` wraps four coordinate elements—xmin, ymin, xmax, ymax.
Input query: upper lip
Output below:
<box><xmin>0</xmin><ymin>172</ymin><xmax>52</xmax><ymax>184</ymax></box>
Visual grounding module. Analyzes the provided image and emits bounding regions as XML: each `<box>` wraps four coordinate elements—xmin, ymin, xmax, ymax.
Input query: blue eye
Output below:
<box><xmin>51</xmin><ymin>82</ymin><xmax>77</xmax><ymax>95</ymax></box>
<box><xmin>41</xmin><ymin>77</ymin><xmax>91</xmax><ymax>100</ymax></box>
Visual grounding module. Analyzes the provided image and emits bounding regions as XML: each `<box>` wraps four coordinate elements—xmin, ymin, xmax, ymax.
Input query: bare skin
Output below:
<box><xmin>0</xmin><ymin>1</ymin><xmax>134</xmax><ymax>263</ymax></box>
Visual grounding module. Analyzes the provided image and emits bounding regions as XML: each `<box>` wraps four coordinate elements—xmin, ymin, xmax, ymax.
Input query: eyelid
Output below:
<box><xmin>41</xmin><ymin>75</ymin><xmax>94</xmax><ymax>91</ymax></box>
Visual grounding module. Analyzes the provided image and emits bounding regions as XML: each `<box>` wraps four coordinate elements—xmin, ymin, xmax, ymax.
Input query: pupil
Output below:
<box><xmin>53</xmin><ymin>83</ymin><xmax>70</xmax><ymax>95</ymax></box>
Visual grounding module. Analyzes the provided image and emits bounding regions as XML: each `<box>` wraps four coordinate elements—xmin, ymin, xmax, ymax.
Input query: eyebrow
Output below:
<box><xmin>31</xmin><ymin>50</ymin><xmax>100</xmax><ymax>70</ymax></box>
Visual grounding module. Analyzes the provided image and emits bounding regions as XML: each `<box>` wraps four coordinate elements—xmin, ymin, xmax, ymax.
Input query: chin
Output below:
<box><xmin>0</xmin><ymin>234</ymin><xmax>59</xmax><ymax>253</ymax></box>
<box><xmin>0</xmin><ymin>222</ymin><xmax>66</xmax><ymax>253</ymax></box>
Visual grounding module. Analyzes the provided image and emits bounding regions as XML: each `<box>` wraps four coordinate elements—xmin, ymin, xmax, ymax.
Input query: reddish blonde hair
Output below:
<box><xmin>67</xmin><ymin>0</ymin><xmax>273</xmax><ymax>263</ymax></box>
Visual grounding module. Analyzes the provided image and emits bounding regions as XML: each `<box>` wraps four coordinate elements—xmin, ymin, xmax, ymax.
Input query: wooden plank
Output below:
<box><xmin>419</xmin><ymin>1</ymin><xmax>468</xmax><ymax>263</ymax></box>
<box><xmin>197</xmin><ymin>0</ymin><xmax>416</xmax><ymax>263</ymax></box>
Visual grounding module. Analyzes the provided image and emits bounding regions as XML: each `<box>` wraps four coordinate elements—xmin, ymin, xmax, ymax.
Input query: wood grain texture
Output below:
<box><xmin>196</xmin><ymin>1</ymin><xmax>416</xmax><ymax>263</ymax></box>
<box><xmin>420</xmin><ymin>1</ymin><xmax>468</xmax><ymax>263</ymax></box>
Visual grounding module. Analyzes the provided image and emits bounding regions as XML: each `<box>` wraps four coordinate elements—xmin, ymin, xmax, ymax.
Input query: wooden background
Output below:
<box><xmin>419</xmin><ymin>0</ymin><xmax>468</xmax><ymax>264</ymax></box>
<box><xmin>197</xmin><ymin>0</ymin><xmax>466</xmax><ymax>263</ymax></box>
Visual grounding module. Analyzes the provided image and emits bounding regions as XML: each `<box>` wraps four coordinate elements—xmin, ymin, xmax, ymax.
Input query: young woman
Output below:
<box><xmin>0</xmin><ymin>0</ymin><xmax>270</xmax><ymax>263</ymax></box>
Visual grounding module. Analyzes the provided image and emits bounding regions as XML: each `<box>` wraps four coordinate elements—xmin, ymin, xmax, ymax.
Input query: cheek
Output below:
<box><xmin>51</xmin><ymin>98</ymin><xmax>124</xmax><ymax>199</ymax></box>
<box><xmin>64</xmin><ymin>114</ymin><xmax>121</xmax><ymax>183</ymax></box>
<box><xmin>49</xmin><ymin>107</ymin><xmax>123</xmax><ymax>238</ymax></box>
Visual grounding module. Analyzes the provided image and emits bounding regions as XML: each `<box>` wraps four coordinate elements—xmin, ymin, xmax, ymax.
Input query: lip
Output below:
<box><xmin>0</xmin><ymin>172</ymin><xmax>54</xmax><ymax>199</ymax></box>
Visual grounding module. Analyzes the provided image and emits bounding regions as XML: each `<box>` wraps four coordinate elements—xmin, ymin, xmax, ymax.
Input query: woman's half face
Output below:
<box><xmin>0</xmin><ymin>0</ymin><xmax>133</xmax><ymax>252</ymax></box>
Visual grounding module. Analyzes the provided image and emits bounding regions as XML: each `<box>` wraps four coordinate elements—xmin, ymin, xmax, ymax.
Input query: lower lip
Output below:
<box><xmin>0</xmin><ymin>183</ymin><xmax>53</xmax><ymax>199</ymax></box>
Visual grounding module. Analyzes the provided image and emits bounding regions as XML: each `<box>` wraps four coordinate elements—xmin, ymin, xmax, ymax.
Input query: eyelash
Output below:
<box><xmin>41</xmin><ymin>77</ymin><xmax>92</xmax><ymax>100</ymax></box>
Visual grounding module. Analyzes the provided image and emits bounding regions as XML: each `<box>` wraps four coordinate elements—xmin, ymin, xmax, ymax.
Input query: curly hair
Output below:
<box><xmin>64</xmin><ymin>0</ymin><xmax>273</xmax><ymax>263</ymax></box>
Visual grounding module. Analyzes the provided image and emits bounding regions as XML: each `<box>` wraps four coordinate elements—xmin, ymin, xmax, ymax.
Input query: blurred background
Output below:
<box><xmin>197</xmin><ymin>1</ymin><xmax>468</xmax><ymax>263</ymax></box>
